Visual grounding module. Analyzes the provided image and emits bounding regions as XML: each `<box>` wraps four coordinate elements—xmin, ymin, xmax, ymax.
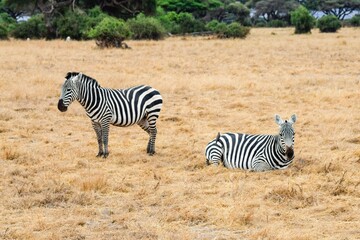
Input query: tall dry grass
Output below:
<box><xmin>0</xmin><ymin>28</ymin><xmax>359</xmax><ymax>239</ymax></box>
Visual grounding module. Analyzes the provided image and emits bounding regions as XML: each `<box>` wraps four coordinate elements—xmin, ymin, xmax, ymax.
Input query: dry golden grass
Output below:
<box><xmin>0</xmin><ymin>28</ymin><xmax>360</xmax><ymax>239</ymax></box>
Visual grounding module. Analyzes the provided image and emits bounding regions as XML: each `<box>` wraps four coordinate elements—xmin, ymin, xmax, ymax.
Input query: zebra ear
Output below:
<box><xmin>65</xmin><ymin>72</ymin><xmax>72</xmax><ymax>80</ymax></box>
<box><xmin>289</xmin><ymin>114</ymin><xmax>297</xmax><ymax>124</ymax></box>
<box><xmin>275</xmin><ymin>114</ymin><xmax>283</xmax><ymax>125</ymax></box>
<box><xmin>72</xmin><ymin>72</ymin><xmax>82</xmax><ymax>83</ymax></box>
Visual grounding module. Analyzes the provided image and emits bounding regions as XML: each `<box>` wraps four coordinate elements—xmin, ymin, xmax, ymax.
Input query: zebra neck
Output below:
<box><xmin>275</xmin><ymin>135</ymin><xmax>287</xmax><ymax>161</ymax></box>
<box><xmin>77</xmin><ymin>82</ymin><xmax>102</xmax><ymax>110</ymax></box>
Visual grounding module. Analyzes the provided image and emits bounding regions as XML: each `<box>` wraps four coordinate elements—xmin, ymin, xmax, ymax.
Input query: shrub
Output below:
<box><xmin>157</xmin><ymin>11</ymin><xmax>205</xmax><ymax>34</ymax></box>
<box><xmin>214</xmin><ymin>22</ymin><xmax>228</xmax><ymax>36</ymax></box>
<box><xmin>0</xmin><ymin>24</ymin><xmax>8</xmax><ymax>39</ymax></box>
<box><xmin>290</xmin><ymin>6</ymin><xmax>315</xmax><ymax>34</ymax></box>
<box><xmin>127</xmin><ymin>14</ymin><xmax>165</xmax><ymax>40</ymax></box>
<box><xmin>12</xmin><ymin>14</ymin><xmax>47</xmax><ymax>39</ymax></box>
<box><xmin>349</xmin><ymin>14</ymin><xmax>360</xmax><ymax>27</ymax></box>
<box><xmin>215</xmin><ymin>22</ymin><xmax>250</xmax><ymax>39</ymax></box>
<box><xmin>224</xmin><ymin>22</ymin><xmax>250</xmax><ymax>38</ymax></box>
<box><xmin>254</xmin><ymin>19</ymin><xmax>267</xmax><ymax>28</ymax></box>
<box><xmin>87</xmin><ymin>17</ymin><xmax>131</xmax><ymax>48</ymax></box>
<box><xmin>317</xmin><ymin>15</ymin><xmax>341</xmax><ymax>33</ymax></box>
<box><xmin>0</xmin><ymin>12</ymin><xmax>16</xmax><ymax>33</ymax></box>
<box><xmin>176</xmin><ymin>12</ymin><xmax>205</xmax><ymax>34</ymax></box>
<box><xmin>55</xmin><ymin>9</ymin><xmax>88</xmax><ymax>40</ymax></box>
<box><xmin>85</xmin><ymin>6</ymin><xmax>109</xmax><ymax>31</ymax></box>
<box><xmin>157</xmin><ymin>11</ymin><xmax>180</xmax><ymax>33</ymax></box>
<box><xmin>205</xmin><ymin>19</ymin><xmax>220</xmax><ymax>32</ymax></box>
<box><xmin>226</xmin><ymin>2</ymin><xmax>250</xmax><ymax>25</ymax></box>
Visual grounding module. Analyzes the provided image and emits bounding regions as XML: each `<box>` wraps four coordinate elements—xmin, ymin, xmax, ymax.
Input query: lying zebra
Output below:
<box><xmin>58</xmin><ymin>72</ymin><xmax>163</xmax><ymax>157</ymax></box>
<box><xmin>205</xmin><ymin>114</ymin><xmax>297</xmax><ymax>171</ymax></box>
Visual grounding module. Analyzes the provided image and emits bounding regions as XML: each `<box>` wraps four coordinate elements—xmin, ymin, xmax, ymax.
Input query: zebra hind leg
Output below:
<box><xmin>147</xmin><ymin>127</ymin><xmax>157</xmax><ymax>155</ymax></box>
<box><xmin>138</xmin><ymin>117</ymin><xmax>157</xmax><ymax>155</ymax></box>
<box><xmin>138</xmin><ymin>118</ymin><xmax>151</xmax><ymax>153</ymax></box>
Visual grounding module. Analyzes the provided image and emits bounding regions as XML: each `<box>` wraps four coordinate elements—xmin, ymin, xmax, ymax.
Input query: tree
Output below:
<box><xmin>317</xmin><ymin>0</ymin><xmax>360</xmax><ymax>20</ymax></box>
<box><xmin>254</xmin><ymin>0</ymin><xmax>299</xmax><ymax>22</ymax></box>
<box><xmin>1</xmin><ymin>0</ymin><xmax>34</xmax><ymax>19</ymax></box>
<box><xmin>99</xmin><ymin>0</ymin><xmax>157</xmax><ymax>18</ymax></box>
<box><xmin>4</xmin><ymin>0</ymin><xmax>75</xmax><ymax>38</ymax></box>
<box><xmin>225</xmin><ymin>2</ymin><xmax>250</xmax><ymax>24</ymax></box>
<box><xmin>37</xmin><ymin>0</ymin><xmax>75</xmax><ymax>39</ymax></box>
<box><xmin>158</xmin><ymin>0</ymin><xmax>222</xmax><ymax>17</ymax></box>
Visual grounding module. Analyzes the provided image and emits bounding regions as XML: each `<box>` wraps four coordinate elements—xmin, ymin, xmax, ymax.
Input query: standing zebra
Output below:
<box><xmin>205</xmin><ymin>114</ymin><xmax>297</xmax><ymax>171</ymax></box>
<box><xmin>58</xmin><ymin>72</ymin><xmax>163</xmax><ymax>157</ymax></box>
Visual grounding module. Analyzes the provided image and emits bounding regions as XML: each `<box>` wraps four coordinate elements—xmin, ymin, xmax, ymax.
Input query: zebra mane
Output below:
<box><xmin>65</xmin><ymin>72</ymin><xmax>101</xmax><ymax>87</ymax></box>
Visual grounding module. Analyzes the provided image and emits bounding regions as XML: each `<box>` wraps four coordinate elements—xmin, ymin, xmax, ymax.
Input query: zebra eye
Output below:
<box><xmin>66</xmin><ymin>88</ymin><xmax>71</xmax><ymax>92</ymax></box>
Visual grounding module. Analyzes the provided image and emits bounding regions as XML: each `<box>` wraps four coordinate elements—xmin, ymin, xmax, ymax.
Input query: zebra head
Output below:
<box><xmin>275</xmin><ymin>114</ymin><xmax>297</xmax><ymax>160</ymax></box>
<box><xmin>58</xmin><ymin>72</ymin><xmax>81</xmax><ymax>112</ymax></box>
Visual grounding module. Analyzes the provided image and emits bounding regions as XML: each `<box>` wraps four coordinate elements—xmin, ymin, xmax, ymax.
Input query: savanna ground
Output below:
<box><xmin>0</xmin><ymin>28</ymin><xmax>359</xmax><ymax>240</ymax></box>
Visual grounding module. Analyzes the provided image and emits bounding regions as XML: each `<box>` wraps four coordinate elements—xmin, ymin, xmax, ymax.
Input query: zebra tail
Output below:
<box><xmin>216</xmin><ymin>132</ymin><xmax>221</xmax><ymax>142</ymax></box>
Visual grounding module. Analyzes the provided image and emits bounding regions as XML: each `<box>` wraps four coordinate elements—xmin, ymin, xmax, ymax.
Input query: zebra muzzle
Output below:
<box><xmin>57</xmin><ymin>99</ymin><xmax>68</xmax><ymax>112</ymax></box>
<box><xmin>285</xmin><ymin>146</ymin><xmax>294</xmax><ymax>159</ymax></box>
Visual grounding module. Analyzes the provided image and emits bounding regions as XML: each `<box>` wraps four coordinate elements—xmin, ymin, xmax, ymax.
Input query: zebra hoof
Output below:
<box><xmin>103</xmin><ymin>152</ymin><xmax>109</xmax><ymax>158</ymax></box>
<box><xmin>96</xmin><ymin>152</ymin><xmax>103</xmax><ymax>157</ymax></box>
<box><xmin>147</xmin><ymin>151</ymin><xmax>155</xmax><ymax>156</ymax></box>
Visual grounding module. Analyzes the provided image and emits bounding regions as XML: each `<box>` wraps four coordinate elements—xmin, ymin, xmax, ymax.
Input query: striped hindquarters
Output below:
<box><xmin>215</xmin><ymin>133</ymin><xmax>274</xmax><ymax>170</ymax></box>
<box><xmin>107</xmin><ymin>85</ymin><xmax>163</xmax><ymax>126</ymax></box>
<box><xmin>205</xmin><ymin>139</ymin><xmax>223</xmax><ymax>166</ymax></box>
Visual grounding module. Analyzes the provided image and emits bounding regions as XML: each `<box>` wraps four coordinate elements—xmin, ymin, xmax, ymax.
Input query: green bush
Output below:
<box><xmin>267</xmin><ymin>19</ymin><xmax>288</xmax><ymax>28</ymax></box>
<box><xmin>224</xmin><ymin>22</ymin><xmax>250</xmax><ymax>38</ymax></box>
<box><xmin>205</xmin><ymin>19</ymin><xmax>220</xmax><ymax>31</ymax></box>
<box><xmin>157</xmin><ymin>11</ymin><xmax>205</xmax><ymax>34</ymax></box>
<box><xmin>54</xmin><ymin>7</ymin><xmax>109</xmax><ymax>40</ymax></box>
<box><xmin>349</xmin><ymin>14</ymin><xmax>360</xmax><ymax>26</ymax></box>
<box><xmin>226</xmin><ymin>2</ymin><xmax>250</xmax><ymax>25</ymax></box>
<box><xmin>317</xmin><ymin>15</ymin><xmax>341</xmax><ymax>32</ymax></box>
<box><xmin>0</xmin><ymin>24</ymin><xmax>8</xmax><ymax>39</ymax></box>
<box><xmin>12</xmin><ymin>14</ymin><xmax>47</xmax><ymax>39</ymax></box>
<box><xmin>127</xmin><ymin>14</ymin><xmax>165</xmax><ymax>40</ymax></box>
<box><xmin>87</xmin><ymin>17</ymin><xmax>131</xmax><ymax>48</ymax></box>
<box><xmin>291</xmin><ymin>6</ymin><xmax>315</xmax><ymax>34</ymax></box>
<box><xmin>214</xmin><ymin>22</ymin><xmax>228</xmax><ymax>36</ymax></box>
<box><xmin>85</xmin><ymin>6</ymin><xmax>109</xmax><ymax>31</ymax></box>
<box><xmin>55</xmin><ymin>9</ymin><xmax>88</xmax><ymax>40</ymax></box>
<box><xmin>254</xmin><ymin>19</ymin><xmax>267</xmax><ymax>28</ymax></box>
<box><xmin>215</xmin><ymin>22</ymin><xmax>250</xmax><ymax>38</ymax></box>
<box><xmin>176</xmin><ymin>12</ymin><xmax>205</xmax><ymax>34</ymax></box>
<box><xmin>0</xmin><ymin>12</ymin><xmax>16</xmax><ymax>33</ymax></box>
<box><xmin>157</xmin><ymin>11</ymin><xmax>180</xmax><ymax>33</ymax></box>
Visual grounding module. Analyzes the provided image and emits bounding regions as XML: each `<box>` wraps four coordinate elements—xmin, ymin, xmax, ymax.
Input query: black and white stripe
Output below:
<box><xmin>205</xmin><ymin>114</ymin><xmax>297</xmax><ymax>171</ymax></box>
<box><xmin>58</xmin><ymin>72</ymin><xmax>163</xmax><ymax>157</ymax></box>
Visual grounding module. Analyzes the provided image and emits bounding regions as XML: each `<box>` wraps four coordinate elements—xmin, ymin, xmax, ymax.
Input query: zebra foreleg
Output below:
<box><xmin>101</xmin><ymin>121</ymin><xmax>111</xmax><ymax>158</ymax></box>
<box><xmin>92</xmin><ymin>121</ymin><xmax>104</xmax><ymax>157</ymax></box>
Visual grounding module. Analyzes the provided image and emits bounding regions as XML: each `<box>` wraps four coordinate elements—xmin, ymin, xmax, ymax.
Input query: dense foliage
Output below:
<box><xmin>0</xmin><ymin>23</ymin><xmax>8</xmax><ymax>39</ymax></box>
<box><xmin>87</xmin><ymin>16</ymin><xmax>131</xmax><ymax>47</ymax></box>
<box><xmin>127</xmin><ymin>14</ymin><xmax>165</xmax><ymax>40</ymax></box>
<box><xmin>0</xmin><ymin>12</ymin><xmax>15</xmax><ymax>38</ymax></box>
<box><xmin>12</xmin><ymin>14</ymin><xmax>46</xmax><ymax>39</ymax></box>
<box><xmin>349</xmin><ymin>14</ymin><xmax>360</xmax><ymax>26</ymax></box>
<box><xmin>291</xmin><ymin>5</ymin><xmax>315</xmax><ymax>34</ymax></box>
<box><xmin>0</xmin><ymin>0</ymin><xmax>358</xmax><ymax>42</ymax></box>
<box><xmin>317</xmin><ymin>15</ymin><xmax>342</xmax><ymax>32</ymax></box>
